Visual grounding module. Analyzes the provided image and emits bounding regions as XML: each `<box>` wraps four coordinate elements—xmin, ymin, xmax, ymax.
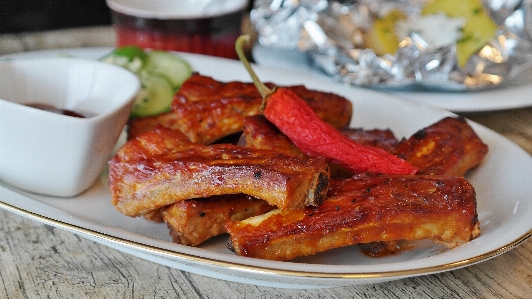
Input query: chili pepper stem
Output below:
<box><xmin>235</xmin><ymin>35</ymin><xmax>274</xmax><ymax>110</ymax></box>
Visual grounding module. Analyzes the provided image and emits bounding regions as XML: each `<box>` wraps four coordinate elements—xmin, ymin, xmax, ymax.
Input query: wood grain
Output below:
<box><xmin>0</xmin><ymin>209</ymin><xmax>530</xmax><ymax>298</ymax></box>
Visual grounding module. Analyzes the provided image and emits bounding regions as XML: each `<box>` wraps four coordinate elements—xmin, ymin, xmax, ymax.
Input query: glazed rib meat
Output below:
<box><xmin>226</xmin><ymin>173</ymin><xmax>480</xmax><ymax>261</ymax></box>
<box><xmin>237</xmin><ymin>115</ymin><xmax>306</xmax><ymax>157</ymax></box>
<box><xmin>109</xmin><ymin>126</ymin><xmax>330</xmax><ymax>217</ymax></box>
<box><xmin>236</xmin><ymin>115</ymin><xmax>487</xmax><ymax>177</ymax></box>
<box><xmin>235</xmin><ymin>115</ymin><xmax>487</xmax><ymax>257</ymax></box>
<box><xmin>162</xmin><ymin>194</ymin><xmax>274</xmax><ymax>246</ymax></box>
<box><xmin>238</xmin><ymin>115</ymin><xmax>406</xmax><ymax>178</ymax></box>
<box><xmin>340</xmin><ymin>127</ymin><xmax>399</xmax><ymax>153</ymax></box>
<box><xmin>162</xmin><ymin>116</ymin><xmax>486</xmax><ymax>247</ymax></box>
<box><xmin>171</xmin><ymin>74</ymin><xmax>353</xmax><ymax>144</ymax></box>
<box><xmin>113</xmin><ymin>125</ymin><xmax>193</xmax><ymax>163</ymax></box>
<box><xmin>160</xmin><ymin>115</ymin><xmax>347</xmax><ymax>246</ymax></box>
<box><xmin>111</xmin><ymin>66</ymin><xmax>488</xmax><ymax>256</ymax></box>
<box><xmin>238</xmin><ymin>115</ymin><xmax>402</xmax><ymax>157</ymax></box>
<box><xmin>160</xmin><ymin>116</ymin><xmax>302</xmax><ymax>245</ymax></box>
<box><xmin>359</xmin><ymin>117</ymin><xmax>487</xmax><ymax>255</ymax></box>
<box><xmin>394</xmin><ymin>117</ymin><xmax>488</xmax><ymax>176</ymax></box>
<box><xmin>127</xmin><ymin>111</ymin><xmax>182</xmax><ymax>141</ymax></box>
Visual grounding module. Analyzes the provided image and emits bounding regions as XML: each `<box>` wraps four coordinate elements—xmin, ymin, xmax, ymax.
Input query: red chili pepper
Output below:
<box><xmin>235</xmin><ymin>36</ymin><xmax>418</xmax><ymax>175</ymax></box>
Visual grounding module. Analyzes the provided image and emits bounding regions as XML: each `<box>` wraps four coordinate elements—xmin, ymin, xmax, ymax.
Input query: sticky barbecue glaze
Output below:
<box><xmin>109</xmin><ymin>126</ymin><xmax>330</xmax><ymax>217</ymax></box>
<box><xmin>226</xmin><ymin>173</ymin><xmax>480</xmax><ymax>261</ymax></box>
<box><xmin>170</xmin><ymin>74</ymin><xmax>353</xmax><ymax>144</ymax></box>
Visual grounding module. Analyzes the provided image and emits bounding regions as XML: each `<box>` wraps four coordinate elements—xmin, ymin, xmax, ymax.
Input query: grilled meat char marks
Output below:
<box><xmin>394</xmin><ymin>116</ymin><xmax>488</xmax><ymax>176</ymax></box>
<box><xmin>110</xmin><ymin>73</ymin><xmax>488</xmax><ymax>258</ymax></box>
<box><xmin>225</xmin><ymin>116</ymin><xmax>487</xmax><ymax>260</ymax></box>
<box><xmin>238</xmin><ymin>115</ymin><xmax>307</xmax><ymax>157</ymax></box>
<box><xmin>163</xmin><ymin>194</ymin><xmax>274</xmax><ymax>246</ymax></box>
<box><xmin>109</xmin><ymin>126</ymin><xmax>330</xmax><ymax>217</ymax></box>
<box><xmin>340</xmin><ymin>127</ymin><xmax>399</xmax><ymax>153</ymax></box>
<box><xmin>170</xmin><ymin>74</ymin><xmax>353</xmax><ymax>144</ymax></box>
<box><xmin>127</xmin><ymin>111</ymin><xmax>183</xmax><ymax>141</ymax></box>
<box><xmin>239</xmin><ymin>115</ymin><xmax>405</xmax><ymax>179</ymax></box>
<box><xmin>111</xmin><ymin>76</ymin><xmax>354</xmax><ymax>245</ymax></box>
<box><xmin>226</xmin><ymin>173</ymin><xmax>480</xmax><ymax>261</ymax></box>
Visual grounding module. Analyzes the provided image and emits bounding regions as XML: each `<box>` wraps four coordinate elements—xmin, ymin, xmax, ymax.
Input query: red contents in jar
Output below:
<box><xmin>112</xmin><ymin>11</ymin><xmax>243</xmax><ymax>59</ymax></box>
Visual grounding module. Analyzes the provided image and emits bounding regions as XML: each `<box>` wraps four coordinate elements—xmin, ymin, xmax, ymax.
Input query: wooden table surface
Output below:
<box><xmin>0</xmin><ymin>26</ymin><xmax>531</xmax><ymax>299</ymax></box>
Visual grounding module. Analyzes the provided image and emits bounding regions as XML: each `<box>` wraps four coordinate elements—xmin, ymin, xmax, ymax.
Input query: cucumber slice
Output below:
<box><xmin>131</xmin><ymin>71</ymin><xmax>175</xmax><ymax>118</ymax></box>
<box><xmin>100</xmin><ymin>46</ymin><xmax>147</xmax><ymax>73</ymax></box>
<box><xmin>144</xmin><ymin>51</ymin><xmax>192</xmax><ymax>88</ymax></box>
<box><xmin>101</xmin><ymin>47</ymin><xmax>192</xmax><ymax>118</ymax></box>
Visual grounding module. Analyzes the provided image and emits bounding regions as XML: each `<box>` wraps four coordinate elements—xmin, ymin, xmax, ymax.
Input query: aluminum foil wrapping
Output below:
<box><xmin>251</xmin><ymin>0</ymin><xmax>532</xmax><ymax>91</ymax></box>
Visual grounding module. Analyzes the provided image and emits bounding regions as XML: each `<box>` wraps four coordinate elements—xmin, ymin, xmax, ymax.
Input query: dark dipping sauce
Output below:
<box><xmin>25</xmin><ymin>103</ymin><xmax>92</xmax><ymax>118</ymax></box>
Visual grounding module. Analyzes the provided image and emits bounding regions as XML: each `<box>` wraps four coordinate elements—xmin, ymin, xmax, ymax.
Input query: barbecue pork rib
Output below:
<box><xmin>226</xmin><ymin>173</ymin><xmax>480</xmax><ymax>261</ymax></box>
<box><xmin>340</xmin><ymin>127</ymin><xmax>399</xmax><ymax>153</ymax></box>
<box><xmin>109</xmin><ymin>126</ymin><xmax>330</xmax><ymax>217</ymax></box>
<box><xmin>161</xmin><ymin>115</ymin><xmax>487</xmax><ymax>245</ymax></box>
<box><xmin>161</xmin><ymin>116</ymin><xmax>304</xmax><ymax>245</ymax></box>
<box><xmin>394</xmin><ymin>116</ymin><xmax>488</xmax><ymax>176</ymax></box>
<box><xmin>236</xmin><ymin>116</ymin><xmax>488</xmax><ymax>177</ymax></box>
<box><xmin>170</xmin><ymin>74</ymin><xmax>353</xmax><ymax>144</ymax></box>
<box><xmin>162</xmin><ymin>194</ymin><xmax>274</xmax><ymax>246</ymax></box>
<box><xmin>127</xmin><ymin>111</ymin><xmax>182</xmax><ymax>141</ymax></box>
<box><xmin>162</xmin><ymin>116</ymin><xmax>399</xmax><ymax>245</ymax></box>
<box><xmin>238</xmin><ymin>115</ymin><xmax>402</xmax><ymax>156</ymax></box>
<box><xmin>238</xmin><ymin>115</ymin><xmax>405</xmax><ymax>178</ymax></box>
<box><xmin>237</xmin><ymin>115</ymin><xmax>307</xmax><ymax>157</ymax></box>
<box><xmin>161</xmin><ymin>117</ymin><xmax>303</xmax><ymax>245</ymax></box>
<box><xmin>158</xmin><ymin>116</ymin><xmax>487</xmax><ymax>247</ymax></box>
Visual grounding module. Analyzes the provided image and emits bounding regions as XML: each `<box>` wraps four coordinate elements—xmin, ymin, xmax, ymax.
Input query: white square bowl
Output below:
<box><xmin>0</xmin><ymin>57</ymin><xmax>140</xmax><ymax>197</ymax></box>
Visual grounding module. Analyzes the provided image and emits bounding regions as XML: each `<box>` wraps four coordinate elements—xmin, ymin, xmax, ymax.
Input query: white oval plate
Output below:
<box><xmin>0</xmin><ymin>48</ymin><xmax>530</xmax><ymax>289</ymax></box>
<box><xmin>253</xmin><ymin>44</ymin><xmax>532</xmax><ymax>112</ymax></box>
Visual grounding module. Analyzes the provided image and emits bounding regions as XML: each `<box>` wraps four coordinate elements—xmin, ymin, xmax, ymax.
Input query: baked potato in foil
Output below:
<box><xmin>251</xmin><ymin>0</ymin><xmax>532</xmax><ymax>90</ymax></box>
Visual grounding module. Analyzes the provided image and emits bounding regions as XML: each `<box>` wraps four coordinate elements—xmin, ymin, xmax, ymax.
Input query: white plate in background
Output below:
<box><xmin>252</xmin><ymin>44</ymin><xmax>532</xmax><ymax>113</ymax></box>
